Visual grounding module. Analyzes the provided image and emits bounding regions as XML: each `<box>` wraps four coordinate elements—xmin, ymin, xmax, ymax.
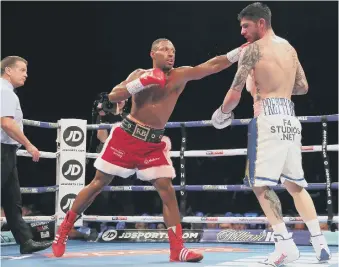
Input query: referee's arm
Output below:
<box><xmin>1</xmin><ymin>117</ymin><xmax>31</xmax><ymax>147</ymax></box>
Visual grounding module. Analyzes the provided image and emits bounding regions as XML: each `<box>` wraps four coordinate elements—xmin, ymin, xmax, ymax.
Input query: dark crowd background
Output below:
<box><xmin>1</xmin><ymin>2</ymin><xmax>338</xmax><ymax>219</ymax></box>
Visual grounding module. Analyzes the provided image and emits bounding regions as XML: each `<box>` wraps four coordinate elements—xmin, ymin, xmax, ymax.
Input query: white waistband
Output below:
<box><xmin>254</xmin><ymin>98</ymin><xmax>295</xmax><ymax>117</ymax></box>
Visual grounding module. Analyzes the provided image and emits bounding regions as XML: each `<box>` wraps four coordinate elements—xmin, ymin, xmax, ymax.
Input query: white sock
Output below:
<box><xmin>168</xmin><ymin>226</ymin><xmax>176</xmax><ymax>234</ymax></box>
<box><xmin>272</xmin><ymin>222</ymin><xmax>289</xmax><ymax>237</ymax></box>
<box><xmin>306</xmin><ymin>219</ymin><xmax>322</xmax><ymax>236</ymax></box>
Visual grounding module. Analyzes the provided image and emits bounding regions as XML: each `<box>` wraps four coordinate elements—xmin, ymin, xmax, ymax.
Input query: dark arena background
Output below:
<box><xmin>1</xmin><ymin>1</ymin><xmax>338</xmax><ymax>266</ymax></box>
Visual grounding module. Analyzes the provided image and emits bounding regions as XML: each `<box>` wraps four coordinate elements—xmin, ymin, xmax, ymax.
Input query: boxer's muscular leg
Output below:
<box><xmin>284</xmin><ymin>180</ymin><xmax>317</xmax><ymax>221</ymax></box>
<box><xmin>284</xmin><ymin>182</ymin><xmax>330</xmax><ymax>261</ymax></box>
<box><xmin>152</xmin><ymin>177</ymin><xmax>203</xmax><ymax>262</ymax></box>
<box><xmin>71</xmin><ymin>170</ymin><xmax>114</xmax><ymax>214</ymax></box>
<box><xmin>252</xmin><ymin>186</ymin><xmax>284</xmax><ymax>226</ymax></box>
<box><xmin>284</xmin><ymin>180</ymin><xmax>324</xmax><ymax>238</ymax></box>
<box><xmin>152</xmin><ymin>178</ymin><xmax>180</xmax><ymax>227</ymax></box>
<box><xmin>254</xmin><ymin>185</ymin><xmax>301</xmax><ymax>265</ymax></box>
<box><xmin>53</xmin><ymin>170</ymin><xmax>114</xmax><ymax>258</ymax></box>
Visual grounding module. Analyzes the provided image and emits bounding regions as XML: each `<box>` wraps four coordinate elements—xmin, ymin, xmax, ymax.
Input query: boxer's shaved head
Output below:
<box><xmin>151</xmin><ymin>38</ymin><xmax>173</xmax><ymax>51</ymax></box>
<box><xmin>150</xmin><ymin>38</ymin><xmax>175</xmax><ymax>71</ymax></box>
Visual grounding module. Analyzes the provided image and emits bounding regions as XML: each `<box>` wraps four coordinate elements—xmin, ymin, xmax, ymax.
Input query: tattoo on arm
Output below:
<box><xmin>293</xmin><ymin>61</ymin><xmax>308</xmax><ymax>90</ymax></box>
<box><xmin>264</xmin><ymin>188</ymin><xmax>283</xmax><ymax>220</ymax></box>
<box><xmin>292</xmin><ymin>49</ymin><xmax>308</xmax><ymax>94</ymax></box>
<box><xmin>231</xmin><ymin>43</ymin><xmax>262</xmax><ymax>92</ymax></box>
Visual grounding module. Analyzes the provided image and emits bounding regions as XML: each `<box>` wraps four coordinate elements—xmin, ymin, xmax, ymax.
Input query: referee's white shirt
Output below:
<box><xmin>1</xmin><ymin>78</ymin><xmax>23</xmax><ymax>146</ymax></box>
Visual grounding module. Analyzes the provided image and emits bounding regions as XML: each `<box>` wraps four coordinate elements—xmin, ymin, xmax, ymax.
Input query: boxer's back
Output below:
<box><xmin>248</xmin><ymin>36</ymin><xmax>298</xmax><ymax>101</ymax></box>
<box><xmin>129</xmin><ymin>69</ymin><xmax>185</xmax><ymax>129</ymax></box>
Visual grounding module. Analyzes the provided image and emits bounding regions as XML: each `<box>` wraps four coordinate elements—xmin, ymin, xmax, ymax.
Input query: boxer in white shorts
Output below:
<box><xmin>210</xmin><ymin>3</ymin><xmax>331</xmax><ymax>266</ymax></box>
<box><xmin>245</xmin><ymin>97</ymin><xmax>307</xmax><ymax>188</ymax></box>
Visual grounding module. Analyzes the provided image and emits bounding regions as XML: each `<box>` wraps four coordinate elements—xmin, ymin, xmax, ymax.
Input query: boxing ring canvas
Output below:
<box><xmin>1</xmin><ymin>242</ymin><xmax>338</xmax><ymax>266</ymax></box>
<box><xmin>1</xmin><ymin>114</ymin><xmax>338</xmax><ymax>266</ymax></box>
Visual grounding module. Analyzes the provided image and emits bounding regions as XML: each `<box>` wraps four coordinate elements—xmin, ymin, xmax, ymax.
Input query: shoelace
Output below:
<box><xmin>57</xmin><ymin>223</ymin><xmax>72</xmax><ymax>244</ymax></box>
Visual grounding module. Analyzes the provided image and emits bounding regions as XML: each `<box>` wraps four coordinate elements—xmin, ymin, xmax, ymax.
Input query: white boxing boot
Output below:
<box><xmin>310</xmin><ymin>234</ymin><xmax>331</xmax><ymax>262</ymax></box>
<box><xmin>261</xmin><ymin>233</ymin><xmax>300</xmax><ymax>266</ymax></box>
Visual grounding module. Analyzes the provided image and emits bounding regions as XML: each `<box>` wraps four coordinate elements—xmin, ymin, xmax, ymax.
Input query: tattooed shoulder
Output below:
<box><xmin>230</xmin><ymin>43</ymin><xmax>262</xmax><ymax>91</ymax></box>
<box><xmin>239</xmin><ymin>42</ymin><xmax>263</xmax><ymax>68</ymax></box>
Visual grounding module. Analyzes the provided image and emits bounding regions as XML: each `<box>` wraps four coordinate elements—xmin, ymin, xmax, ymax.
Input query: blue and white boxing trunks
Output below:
<box><xmin>244</xmin><ymin>98</ymin><xmax>308</xmax><ymax>188</ymax></box>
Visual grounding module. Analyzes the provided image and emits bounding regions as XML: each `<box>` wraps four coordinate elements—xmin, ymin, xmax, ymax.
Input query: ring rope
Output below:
<box><xmin>22</xmin><ymin>119</ymin><xmax>58</xmax><ymax>128</ymax></box>
<box><xmin>1</xmin><ymin>215</ymin><xmax>337</xmax><ymax>224</ymax></box>
<box><xmin>91</xmin><ymin>114</ymin><xmax>339</xmax><ymax>129</ymax></box>
<box><xmin>83</xmin><ymin>215</ymin><xmax>339</xmax><ymax>224</ymax></box>
<box><xmin>18</xmin><ymin>183</ymin><xmax>338</xmax><ymax>194</ymax></box>
<box><xmin>16</xmin><ymin>144</ymin><xmax>339</xmax><ymax>159</ymax></box>
<box><xmin>22</xmin><ymin>114</ymin><xmax>338</xmax><ymax>129</ymax></box>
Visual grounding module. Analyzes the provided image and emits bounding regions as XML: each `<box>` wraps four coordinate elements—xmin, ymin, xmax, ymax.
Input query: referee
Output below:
<box><xmin>1</xmin><ymin>56</ymin><xmax>52</xmax><ymax>254</ymax></box>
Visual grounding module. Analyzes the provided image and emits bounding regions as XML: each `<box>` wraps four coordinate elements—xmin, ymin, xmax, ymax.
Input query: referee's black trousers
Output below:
<box><xmin>1</xmin><ymin>143</ymin><xmax>33</xmax><ymax>244</ymax></box>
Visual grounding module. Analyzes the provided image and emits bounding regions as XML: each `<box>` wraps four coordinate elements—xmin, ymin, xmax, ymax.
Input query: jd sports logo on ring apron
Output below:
<box><xmin>63</xmin><ymin>126</ymin><xmax>84</xmax><ymax>147</ymax></box>
<box><xmin>62</xmin><ymin>160</ymin><xmax>83</xmax><ymax>181</ymax></box>
<box><xmin>60</xmin><ymin>194</ymin><xmax>77</xmax><ymax>213</ymax></box>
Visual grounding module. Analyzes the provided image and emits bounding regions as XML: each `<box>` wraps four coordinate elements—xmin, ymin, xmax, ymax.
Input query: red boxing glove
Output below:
<box><xmin>126</xmin><ymin>68</ymin><xmax>166</xmax><ymax>95</ymax></box>
<box><xmin>140</xmin><ymin>68</ymin><xmax>166</xmax><ymax>88</ymax></box>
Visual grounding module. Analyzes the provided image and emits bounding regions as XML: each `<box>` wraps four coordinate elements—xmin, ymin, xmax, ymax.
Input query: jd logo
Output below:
<box><xmin>102</xmin><ymin>230</ymin><xmax>118</xmax><ymax>241</ymax></box>
<box><xmin>63</xmin><ymin>126</ymin><xmax>84</xmax><ymax>147</ymax></box>
<box><xmin>60</xmin><ymin>194</ymin><xmax>77</xmax><ymax>213</ymax></box>
<box><xmin>62</xmin><ymin>160</ymin><xmax>83</xmax><ymax>181</ymax></box>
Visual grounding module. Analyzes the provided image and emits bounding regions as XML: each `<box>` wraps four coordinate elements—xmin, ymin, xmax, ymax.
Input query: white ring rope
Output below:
<box><xmin>16</xmin><ymin>144</ymin><xmax>338</xmax><ymax>159</ymax></box>
<box><xmin>0</xmin><ymin>215</ymin><xmax>337</xmax><ymax>224</ymax></box>
<box><xmin>16</xmin><ymin>150</ymin><xmax>57</xmax><ymax>158</ymax></box>
<box><xmin>0</xmin><ymin>216</ymin><xmax>55</xmax><ymax>223</ymax></box>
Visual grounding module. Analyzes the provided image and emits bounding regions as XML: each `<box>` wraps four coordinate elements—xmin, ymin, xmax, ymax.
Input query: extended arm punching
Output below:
<box><xmin>177</xmin><ymin>43</ymin><xmax>249</xmax><ymax>82</ymax></box>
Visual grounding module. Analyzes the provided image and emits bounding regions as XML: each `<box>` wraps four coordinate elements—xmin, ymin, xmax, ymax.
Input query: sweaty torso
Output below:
<box><xmin>246</xmin><ymin>35</ymin><xmax>298</xmax><ymax>115</ymax></box>
<box><xmin>129</xmin><ymin>69</ymin><xmax>185</xmax><ymax>129</ymax></box>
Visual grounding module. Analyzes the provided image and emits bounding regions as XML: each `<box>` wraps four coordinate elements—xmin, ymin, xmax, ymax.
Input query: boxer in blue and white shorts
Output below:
<box><xmin>245</xmin><ymin>97</ymin><xmax>307</xmax><ymax>188</ymax></box>
<box><xmin>210</xmin><ymin>3</ymin><xmax>331</xmax><ymax>266</ymax></box>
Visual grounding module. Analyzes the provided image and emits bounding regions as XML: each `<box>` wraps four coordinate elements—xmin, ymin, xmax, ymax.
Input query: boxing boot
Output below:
<box><xmin>310</xmin><ymin>234</ymin><xmax>331</xmax><ymax>262</ymax></box>
<box><xmin>52</xmin><ymin>210</ymin><xmax>77</xmax><ymax>257</ymax></box>
<box><xmin>261</xmin><ymin>233</ymin><xmax>300</xmax><ymax>266</ymax></box>
<box><xmin>168</xmin><ymin>224</ymin><xmax>203</xmax><ymax>262</ymax></box>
